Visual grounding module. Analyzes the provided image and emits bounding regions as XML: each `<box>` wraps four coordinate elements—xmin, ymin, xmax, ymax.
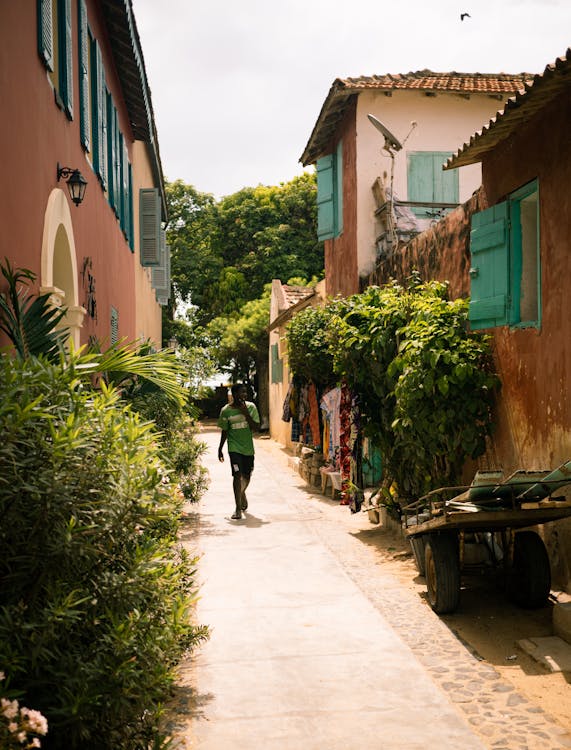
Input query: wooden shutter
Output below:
<box><xmin>107</xmin><ymin>96</ymin><xmax>116</xmax><ymax>210</ymax></box>
<box><xmin>139</xmin><ymin>188</ymin><xmax>161</xmax><ymax>266</ymax></box>
<box><xmin>152</xmin><ymin>232</ymin><xmax>171</xmax><ymax>304</ymax></box>
<box><xmin>37</xmin><ymin>0</ymin><xmax>54</xmax><ymax>71</ymax></box>
<box><xmin>469</xmin><ymin>201</ymin><xmax>510</xmax><ymax>329</ymax></box>
<box><xmin>317</xmin><ymin>155</ymin><xmax>335</xmax><ymax>240</ymax></box>
<box><xmin>92</xmin><ymin>43</ymin><xmax>107</xmax><ymax>188</ymax></box>
<box><xmin>271</xmin><ymin>343</ymin><xmax>283</xmax><ymax>384</ymax></box>
<box><xmin>128</xmin><ymin>164</ymin><xmax>134</xmax><ymax>251</ymax></box>
<box><xmin>432</xmin><ymin>153</ymin><xmax>458</xmax><ymax>204</ymax></box>
<box><xmin>407</xmin><ymin>152</ymin><xmax>458</xmax><ymax>216</ymax></box>
<box><xmin>78</xmin><ymin>0</ymin><xmax>89</xmax><ymax>150</ymax></box>
<box><xmin>59</xmin><ymin>0</ymin><xmax>73</xmax><ymax>119</ymax></box>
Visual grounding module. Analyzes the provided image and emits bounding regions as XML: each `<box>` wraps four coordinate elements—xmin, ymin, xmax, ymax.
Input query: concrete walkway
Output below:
<box><xmin>167</xmin><ymin>427</ymin><xmax>571</xmax><ymax>749</ymax></box>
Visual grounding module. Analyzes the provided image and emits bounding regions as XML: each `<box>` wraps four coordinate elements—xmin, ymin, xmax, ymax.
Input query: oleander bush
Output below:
<box><xmin>0</xmin><ymin>354</ymin><xmax>208</xmax><ymax>749</ymax></box>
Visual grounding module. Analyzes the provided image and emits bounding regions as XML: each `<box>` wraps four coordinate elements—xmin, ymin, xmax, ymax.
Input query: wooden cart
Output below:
<box><xmin>400</xmin><ymin>461</ymin><xmax>571</xmax><ymax>614</ymax></box>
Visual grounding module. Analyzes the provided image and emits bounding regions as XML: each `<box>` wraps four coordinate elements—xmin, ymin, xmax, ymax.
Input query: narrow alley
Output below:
<box><xmin>166</xmin><ymin>426</ymin><xmax>571</xmax><ymax>750</ymax></box>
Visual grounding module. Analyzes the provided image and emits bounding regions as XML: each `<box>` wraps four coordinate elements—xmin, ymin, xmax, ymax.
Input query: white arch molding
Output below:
<box><xmin>40</xmin><ymin>189</ymin><xmax>86</xmax><ymax>349</ymax></box>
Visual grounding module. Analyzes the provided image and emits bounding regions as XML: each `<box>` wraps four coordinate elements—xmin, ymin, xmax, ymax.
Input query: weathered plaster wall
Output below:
<box><xmin>366</xmin><ymin>90</ymin><xmax>571</xmax><ymax>590</ymax></box>
<box><xmin>355</xmin><ymin>89</ymin><xmax>503</xmax><ymax>283</ymax></box>
<box><xmin>365</xmin><ymin>190</ymin><xmax>485</xmax><ymax>297</ymax></box>
<box><xmin>325</xmin><ymin>99</ymin><xmax>359</xmax><ymax>298</ymax></box>
<box><xmin>480</xmin><ymin>93</ymin><xmax>571</xmax><ymax>590</ymax></box>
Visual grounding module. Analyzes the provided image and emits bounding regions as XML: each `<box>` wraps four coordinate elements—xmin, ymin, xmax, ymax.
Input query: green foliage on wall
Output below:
<box><xmin>286</xmin><ymin>275</ymin><xmax>499</xmax><ymax>500</ymax></box>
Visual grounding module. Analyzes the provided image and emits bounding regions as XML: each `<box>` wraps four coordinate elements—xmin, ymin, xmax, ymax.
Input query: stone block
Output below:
<box><xmin>553</xmin><ymin>601</ymin><xmax>571</xmax><ymax>645</ymax></box>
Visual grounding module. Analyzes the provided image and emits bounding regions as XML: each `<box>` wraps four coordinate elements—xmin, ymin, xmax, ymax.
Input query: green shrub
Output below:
<box><xmin>330</xmin><ymin>278</ymin><xmax>499</xmax><ymax>500</ymax></box>
<box><xmin>0</xmin><ymin>355</ymin><xmax>208</xmax><ymax>749</ymax></box>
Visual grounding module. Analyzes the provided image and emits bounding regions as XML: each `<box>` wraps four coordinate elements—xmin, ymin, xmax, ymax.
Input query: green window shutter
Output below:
<box><xmin>91</xmin><ymin>43</ymin><xmax>107</xmax><ymax>188</ymax></box>
<box><xmin>152</xmin><ymin>231</ymin><xmax>171</xmax><ymax>304</ymax></box>
<box><xmin>469</xmin><ymin>201</ymin><xmax>510</xmax><ymax>329</ymax></box>
<box><xmin>78</xmin><ymin>0</ymin><xmax>89</xmax><ymax>150</ymax></box>
<box><xmin>58</xmin><ymin>0</ymin><xmax>73</xmax><ymax>119</ymax></box>
<box><xmin>139</xmin><ymin>188</ymin><xmax>161</xmax><ymax>266</ymax></box>
<box><xmin>407</xmin><ymin>152</ymin><xmax>458</xmax><ymax>217</ymax></box>
<box><xmin>128</xmin><ymin>164</ymin><xmax>134</xmax><ymax>251</ymax></box>
<box><xmin>317</xmin><ymin>155</ymin><xmax>335</xmax><ymax>240</ymax></box>
<box><xmin>120</xmin><ymin>138</ymin><xmax>130</xmax><ymax>239</ymax></box>
<box><xmin>114</xmin><ymin>108</ymin><xmax>121</xmax><ymax>216</ymax></box>
<box><xmin>335</xmin><ymin>140</ymin><xmax>343</xmax><ymax>235</ymax></box>
<box><xmin>107</xmin><ymin>95</ymin><xmax>116</xmax><ymax>210</ymax></box>
<box><xmin>271</xmin><ymin>343</ymin><xmax>283</xmax><ymax>384</ymax></box>
<box><xmin>37</xmin><ymin>0</ymin><xmax>54</xmax><ymax>71</ymax></box>
<box><xmin>432</xmin><ymin>153</ymin><xmax>458</xmax><ymax>204</ymax></box>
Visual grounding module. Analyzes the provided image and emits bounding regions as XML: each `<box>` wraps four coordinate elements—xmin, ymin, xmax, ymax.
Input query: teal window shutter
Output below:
<box><xmin>140</xmin><ymin>188</ymin><xmax>161</xmax><ymax>266</ymax></box>
<box><xmin>317</xmin><ymin>155</ymin><xmax>335</xmax><ymax>240</ymax></box>
<box><xmin>335</xmin><ymin>140</ymin><xmax>343</xmax><ymax>235</ymax></box>
<box><xmin>78</xmin><ymin>0</ymin><xmax>90</xmax><ymax>150</ymax></box>
<box><xmin>37</xmin><ymin>0</ymin><xmax>54</xmax><ymax>71</ymax></box>
<box><xmin>407</xmin><ymin>152</ymin><xmax>458</xmax><ymax>217</ymax></box>
<box><xmin>469</xmin><ymin>201</ymin><xmax>510</xmax><ymax>329</ymax></box>
<box><xmin>58</xmin><ymin>0</ymin><xmax>73</xmax><ymax>119</ymax></box>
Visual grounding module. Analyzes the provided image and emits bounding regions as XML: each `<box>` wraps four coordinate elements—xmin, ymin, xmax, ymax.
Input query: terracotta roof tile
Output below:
<box><xmin>339</xmin><ymin>71</ymin><xmax>530</xmax><ymax>94</ymax></box>
<box><xmin>300</xmin><ymin>70</ymin><xmax>533</xmax><ymax>166</ymax></box>
<box><xmin>446</xmin><ymin>49</ymin><xmax>571</xmax><ymax>169</ymax></box>
<box><xmin>282</xmin><ymin>285</ymin><xmax>314</xmax><ymax>308</ymax></box>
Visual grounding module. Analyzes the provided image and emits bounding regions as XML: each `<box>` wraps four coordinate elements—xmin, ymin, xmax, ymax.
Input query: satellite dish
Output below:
<box><xmin>367</xmin><ymin>114</ymin><xmax>403</xmax><ymax>152</ymax></box>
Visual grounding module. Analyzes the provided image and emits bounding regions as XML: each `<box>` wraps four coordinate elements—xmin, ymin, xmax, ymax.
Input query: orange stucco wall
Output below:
<box><xmin>0</xmin><ymin>1</ymin><xmax>161</xmax><ymax>347</ymax></box>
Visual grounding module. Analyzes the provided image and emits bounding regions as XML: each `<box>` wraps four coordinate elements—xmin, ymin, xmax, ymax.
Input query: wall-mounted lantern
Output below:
<box><xmin>57</xmin><ymin>163</ymin><xmax>88</xmax><ymax>207</ymax></box>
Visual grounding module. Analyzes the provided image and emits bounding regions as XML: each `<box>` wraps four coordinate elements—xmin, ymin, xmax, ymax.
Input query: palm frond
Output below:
<box><xmin>0</xmin><ymin>259</ymin><xmax>68</xmax><ymax>359</ymax></box>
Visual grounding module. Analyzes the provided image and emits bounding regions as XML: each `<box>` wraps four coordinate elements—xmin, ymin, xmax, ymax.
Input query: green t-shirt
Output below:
<box><xmin>218</xmin><ymin>401</ymin><xmax>260</xmax><ymax>456</ymax></box>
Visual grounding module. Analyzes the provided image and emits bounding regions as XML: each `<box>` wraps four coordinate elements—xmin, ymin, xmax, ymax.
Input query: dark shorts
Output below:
<box><xmin>228</xmin><ymin>452</ymin><xmax>254</xmax><ymax>478</ymax></box>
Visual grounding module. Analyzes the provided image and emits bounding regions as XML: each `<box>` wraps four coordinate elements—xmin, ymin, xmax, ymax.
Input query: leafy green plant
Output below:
<box><xmin>330</xmin><ymin>277</ymin><xmax>498</xmax><ymax>500</ymax></box>
<box><xmin>0</xmin><ymin>354</ymin><xmax>208</xmax><ymax>749</ymax></box>
<box><xmin>0</xmin><ymin>258</ymin><xmax>67</xmax><ymax>359</ymax></box>
<box><xmin>285</xmin><ymin>304</ymin><xmax>336</xmax><ymax>386</ymax></box>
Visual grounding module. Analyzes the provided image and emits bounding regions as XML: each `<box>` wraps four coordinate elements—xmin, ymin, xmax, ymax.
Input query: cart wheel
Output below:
<box><xmin>409</xmin><ymin>535</ymin><xmax>427</xmax><ymax>576</ymax></box>
<box><xmin>506</xmin><ymin>531</ymin><xmax>551</xmax><ymax>608</ymax></box>
<box><xmin>425</xmin><ymin>534</ymin><xmax>460</xmax><ymax>614</ymax></box>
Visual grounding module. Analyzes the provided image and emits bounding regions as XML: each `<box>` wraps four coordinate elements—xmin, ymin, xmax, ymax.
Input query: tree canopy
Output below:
<box><xmin>166</xmin><ymin>172</ymin><xmax>322</xmax><ymax>328</ymax></box>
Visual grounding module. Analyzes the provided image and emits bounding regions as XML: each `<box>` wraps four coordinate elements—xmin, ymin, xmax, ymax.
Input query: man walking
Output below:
<box><xmin>218</xmin><ymin>383</ymin><xmax>260</xmax><ymax>520</ymax></box>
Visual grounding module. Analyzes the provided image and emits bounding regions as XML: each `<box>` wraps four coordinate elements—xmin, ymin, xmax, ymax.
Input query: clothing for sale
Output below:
<box><xmin>320</xmin><ymin>387</ymin><xmax>341</xmax><ymax>463</ymax></box>
<box><xmin>308</xmin><ymin>383</ymin><xmax>321</xmax><ymax>449</ymax></box>
<box><xmin>282</xmin><ymin>382</ymin><xmax>293</xmax><ymax>422</ymax></box>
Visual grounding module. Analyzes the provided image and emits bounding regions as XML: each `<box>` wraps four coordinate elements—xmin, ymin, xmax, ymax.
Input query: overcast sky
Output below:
<box><xmin>132</xmin><ymin>0</ymin><xmax>571</xmax><ymax>199</ymax></box>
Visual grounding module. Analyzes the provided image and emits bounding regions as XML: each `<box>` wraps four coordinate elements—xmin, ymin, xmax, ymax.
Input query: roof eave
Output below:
<box><xmin>446</xmin><ymin>49</ymin><xmax>571</xmax><ymax>171</ymax></box>
<box><xmin>101</xmin><ymin>0</ymin><xmax>168</xmax><ymax>221</ymax></box>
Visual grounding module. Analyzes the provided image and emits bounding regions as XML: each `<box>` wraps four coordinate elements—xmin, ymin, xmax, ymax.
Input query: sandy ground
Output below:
<box><xmin>255</xmin><ymin>433</ymin><xmax>571</xmax><ymax>736</ymax></box>
<box><xmin>349</xmin><ymin>518</ymin><xmax>571</xmax><ymax>734</ymax></box>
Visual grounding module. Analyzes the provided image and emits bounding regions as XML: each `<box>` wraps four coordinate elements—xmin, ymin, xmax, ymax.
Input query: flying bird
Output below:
<box><xmin>460</xmin><ymin>12</ymin><xmax>471</xmax><ymax>20</ymax></box>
